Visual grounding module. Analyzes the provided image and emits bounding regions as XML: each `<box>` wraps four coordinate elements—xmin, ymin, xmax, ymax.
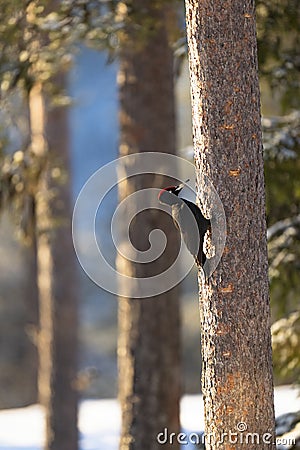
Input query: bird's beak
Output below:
<box><xmin>177</xmin><ymin>178</ymin><xmax>190</xmax><ymax>191</ymax></box>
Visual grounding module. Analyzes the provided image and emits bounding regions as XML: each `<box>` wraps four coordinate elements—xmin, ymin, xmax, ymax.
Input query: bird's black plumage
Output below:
<box><xmin>172</xmin><ymin>198</ymin><xmax>210</xmax><ymax>266</ymax></box>
<box><xmin>158</xmin><ymin>185</ymin><xmax>211</xmax><ymax>267</ymax></box>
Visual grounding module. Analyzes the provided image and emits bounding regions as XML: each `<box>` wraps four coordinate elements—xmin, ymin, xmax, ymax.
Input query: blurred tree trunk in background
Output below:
<box><xmin>29</xmin><ymin>77</ymin><xmax>78</xmax><ymax>450</ymax></box>
<box><xmin>0</xmin><ymin>215</ymin><xmax>38</xmax><ymax>408</ymax></box>
<box><xmin>185</xmin><ymin>0</ymin><xmax>276</xmax><ymax>448</ymax></box>
<box><xmin>117</xmin><ymin>2</ymin><xmax>181</xmax><ymax>450</ymax></box>
<box><xmin>23</xmin><ymin>231</ymin><xmax>39</xmax><ymax>403</ymax></box>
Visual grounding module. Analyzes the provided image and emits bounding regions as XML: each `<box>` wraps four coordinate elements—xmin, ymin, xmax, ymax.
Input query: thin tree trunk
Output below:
<box><xmin>185</xmin><ymin>1</ymin><xmax>276</xmax><ymax>448</ymax></box>
<box><xmin>29</xmin><ymin>80</ymin><xmax>78</xmax><ymax>450</ymax></box>
<box><xmin>117</xmin><ymin>2</ymin><xmax>181</xmax><ymax>450</ymax></box>
<box><xmin>23</xmin><ymin>227</ymin><xmax>39</xmax><ymax>404</ymax></box>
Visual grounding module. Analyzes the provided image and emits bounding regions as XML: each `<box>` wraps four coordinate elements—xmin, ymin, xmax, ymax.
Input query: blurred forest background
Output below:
<box><xmin>0</xmin><ymin>0</ymin><xmax>299</xmax><ymax>414</ymax></box>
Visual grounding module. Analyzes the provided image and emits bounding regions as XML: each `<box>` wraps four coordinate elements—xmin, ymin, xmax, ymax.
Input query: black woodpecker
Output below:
<box><xmin>158</xmin><ymin>182</ymin><xmax>211</xmax><ymax>267</ymax></box>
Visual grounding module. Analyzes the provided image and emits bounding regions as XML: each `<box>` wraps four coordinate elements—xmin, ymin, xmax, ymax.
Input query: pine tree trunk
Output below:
<box><xmin>185</xmin><ymin>1</ymin><xmax>276</xmax><ymax>448</ymax></box>
<box><xmin>29</xmin><ymin>80</ymin><xmax>78</xmax><ymax>450</ymax></box>
<box><xmin>23</xmin><ymin>230</ymin><xmax>39</xmax><ymax>404</ymax></box>
<box><xmin>117</xmin><ymin>3</ymin><xmax>181</xmax><ymax>450</ymax></box>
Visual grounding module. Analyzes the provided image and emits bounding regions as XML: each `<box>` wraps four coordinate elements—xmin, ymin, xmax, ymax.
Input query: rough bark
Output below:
<box><xmin>185</xmin><ymin>1</ymin><xmax>276</xmax><ymax>449</ymax></box>
<box><xmin>29</xmin><ymin>80</ymin><xmax>78</xmax><ymax>450</ymax></box>
<box><xmin>117</xmin><ymin>2</ymin><xmax>181</xmax><ymax>450</ymax></box>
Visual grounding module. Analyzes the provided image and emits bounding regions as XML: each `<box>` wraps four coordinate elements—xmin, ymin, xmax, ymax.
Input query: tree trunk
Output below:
<box><xmin>185</xmin><ymin>1</ymin><xmax>276</xmax><ymax>448</ymax></box>
<box><xmin>29</xmin><ymin>80</ymin><xmax>78</xmax><ymax>450</ymax></box>
<box><xmin>117</xmin><ymin>3</ymin><xmax>181</xmax><ymax>450</ymax></box>
<box><xmin>23</xmin><ymin>229</ymin><xmax>39</xmax><ymax>404</ymax></box>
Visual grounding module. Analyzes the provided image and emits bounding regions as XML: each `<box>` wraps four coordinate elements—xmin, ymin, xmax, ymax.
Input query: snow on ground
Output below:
<box><xmin>0</xmin><ymin>386</ymin><xmax>298</xmax><ymax>450</ymax></box>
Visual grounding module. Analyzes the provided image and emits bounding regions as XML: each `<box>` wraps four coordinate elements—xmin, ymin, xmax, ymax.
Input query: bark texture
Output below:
<box><xmin>117</xmin><ymin>2</ymin><xmax>181</xmax><ymax>450</ymax></box>
<box><xmin>29</xmin><ymin>81</ymin><xmax>78</xmax><ymax>450</ymax></box>
<box><xmin>185</xmin><ymin>1</ymin><xmax>276</xmax><ymax>448</ymax></box>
